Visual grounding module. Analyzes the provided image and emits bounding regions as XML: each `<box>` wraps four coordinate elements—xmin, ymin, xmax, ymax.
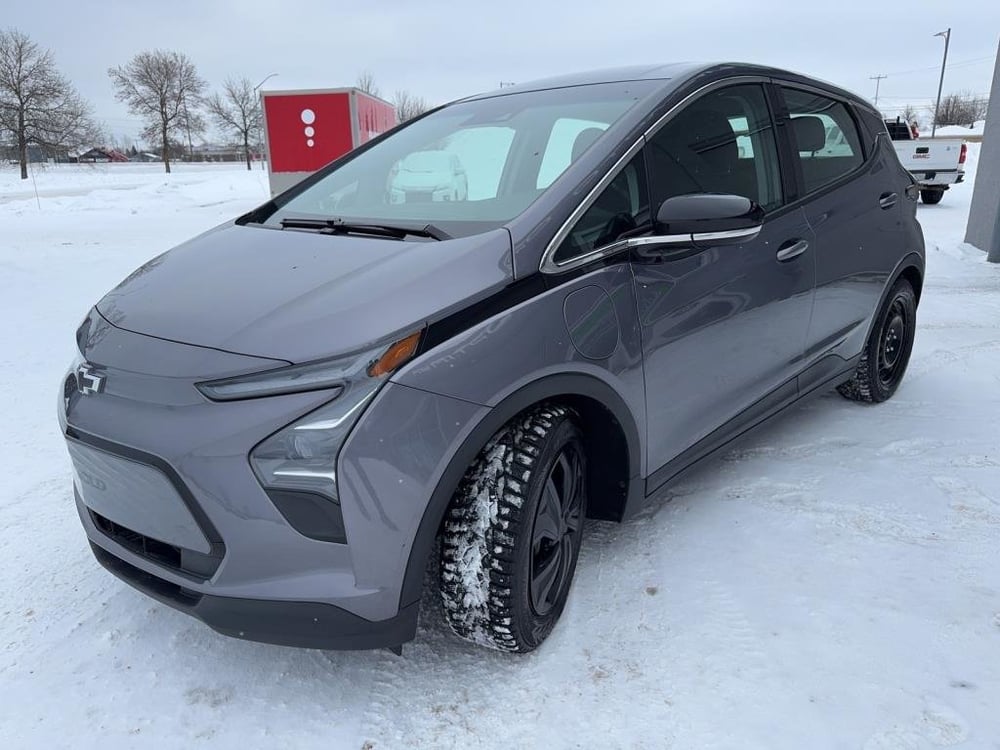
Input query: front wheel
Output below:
<box><xmin>920</xmin><ymin>188</ymin><xmax>944</xmax><ymax>205</ymax></box>
<box><xmin>838</xmin><ymin>278</ymin><xmax>917</xmax><ymax>403</ymax></box>
<box><xmin>440</xmin><ymin>405</ymin><xmax>586</xmax><ymax>652</ymax></box>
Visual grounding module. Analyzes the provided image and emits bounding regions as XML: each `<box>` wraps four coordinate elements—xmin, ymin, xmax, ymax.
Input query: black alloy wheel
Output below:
<box><xmin>529</xmin><ymin>447</ymin><xmax>585</xmax><ymax>617</ymax></box>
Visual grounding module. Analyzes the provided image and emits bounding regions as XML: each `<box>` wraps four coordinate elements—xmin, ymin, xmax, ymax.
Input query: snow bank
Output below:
<box><xmin>933</xmin><ymin>120</ymin><xmax>986</xmax><ymax>137</ymax></box>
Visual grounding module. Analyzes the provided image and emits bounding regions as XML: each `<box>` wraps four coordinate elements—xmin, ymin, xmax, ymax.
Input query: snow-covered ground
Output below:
<box><xmin>2</xmin><ymin>153</ymin><xmax>999</xmax><ymax>749</ymax></box>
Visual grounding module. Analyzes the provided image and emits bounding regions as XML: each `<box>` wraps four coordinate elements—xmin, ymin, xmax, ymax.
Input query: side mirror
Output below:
<box><xmin>644</xmin><ymin>194</ymin><xmax>765</xmax><ymax>250</ymax></box>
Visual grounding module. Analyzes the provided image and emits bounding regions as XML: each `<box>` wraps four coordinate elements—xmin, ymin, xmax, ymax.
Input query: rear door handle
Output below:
<box><xmin>879</xmin><ymin>192</ymin><xmax>898</xmax><ymax>210</ymax></box>
<box><xmin>776</xmin><ymin>239</ymin><xmax>809</xmax><ymax>262</ymax></box>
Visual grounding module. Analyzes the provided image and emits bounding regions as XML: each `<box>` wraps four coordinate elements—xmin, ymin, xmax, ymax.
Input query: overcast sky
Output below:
<box><xmin>6</xmin><ymin>1</ymin><xmax>999</xmax><ymax>142</ymax></box>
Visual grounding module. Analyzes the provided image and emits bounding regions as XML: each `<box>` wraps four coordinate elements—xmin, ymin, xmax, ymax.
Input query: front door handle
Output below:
<box><xmin>776</xmin><ymin>239</ymin><xmax>809</xmax><ymax>262</ymax></box>
<box><xmin>879</xmin><ymin>192</ymin><xmax>898</xmax><ymax>210</ymax></box>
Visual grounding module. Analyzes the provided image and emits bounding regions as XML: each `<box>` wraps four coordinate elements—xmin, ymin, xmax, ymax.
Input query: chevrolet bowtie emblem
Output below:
<box><xmin>76</xmin><ymin>364</ymin><xmax>105</xmax><ymax>396</ymax></box>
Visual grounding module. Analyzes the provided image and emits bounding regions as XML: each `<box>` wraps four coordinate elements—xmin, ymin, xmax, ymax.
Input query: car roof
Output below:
<box><xmin>462</xmin><ymin>62</ymin><xmax>873</xmax><ymax>112</ymax></box>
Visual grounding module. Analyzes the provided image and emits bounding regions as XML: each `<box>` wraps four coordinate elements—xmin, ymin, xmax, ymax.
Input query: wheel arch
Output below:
<box><xmin>860</xmin><ymin>252</ymin><xmax>924</xmax><ymax>348</ymax></box>
<box><xmin>398</xmin><ymin>372</ymin><xmax>644</xmax><ymax>609</ymax></box>
<box><xmin>897</xmin><ymin>261</ymin><xmax>923</xmax><ymax>305</ymax></box>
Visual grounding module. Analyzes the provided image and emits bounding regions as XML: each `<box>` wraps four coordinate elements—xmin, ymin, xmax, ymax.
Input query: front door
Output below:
<box><xmin>633</xmin><ymin>83</ymin><xmax>815</xmax><ymax>484</ymax></box>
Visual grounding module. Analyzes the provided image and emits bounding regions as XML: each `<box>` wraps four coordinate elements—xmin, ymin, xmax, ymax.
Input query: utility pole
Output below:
<box><xmin>931</xmin><ymin>28</ymin><xmax>951</xmax><ymax>137</ymax></box>
<box><xmin>869</xmin><ymin>74</ymin><xmax>887</xmax><ymax>107</ymax></box>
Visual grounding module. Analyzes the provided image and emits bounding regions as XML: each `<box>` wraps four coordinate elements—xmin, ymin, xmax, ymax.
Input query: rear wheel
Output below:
<box><xmin>440</xmin><ymin>404</ymin><xmax>586</xmax><ymax>652</ymax></box>
<box><xmin>920</xmin><ymin>188</ymin><xmax>944</xmax><ymax>205</ymax></box>
<box><xmin>838</xmin><ymin>278</ymin><xmax>917</xmax><ymax>403</ymax></box>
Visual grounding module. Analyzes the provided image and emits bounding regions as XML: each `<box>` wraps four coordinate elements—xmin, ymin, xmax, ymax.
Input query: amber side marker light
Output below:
<box><xmin>368</xmin><ymin>330</ymin><xmax>423</xmax><ymax>377</ymax></box>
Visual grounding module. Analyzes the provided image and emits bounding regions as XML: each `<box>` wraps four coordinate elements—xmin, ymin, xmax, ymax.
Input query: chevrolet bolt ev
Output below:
<box><xmin>60</xmin><ymin>63</ymin><xmax>924</xmax><ymax>653</ymax></box>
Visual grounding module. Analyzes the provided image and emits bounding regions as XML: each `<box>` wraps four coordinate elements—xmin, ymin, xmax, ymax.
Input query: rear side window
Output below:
<box><xmin>781</xmin><ymin>88</ymin><xmax>865</xmax><ymax>194</ymax></box>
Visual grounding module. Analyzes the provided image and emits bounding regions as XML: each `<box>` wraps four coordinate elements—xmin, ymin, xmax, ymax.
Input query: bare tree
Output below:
<box><xmin>108</xmin><ymin>50</ymin><xmax>206</xmax><ymax>173</ymax></box>
<box><xmin>0</xmin><ymin>28</ymin><xmax>96</xmax><ymax>179</ymax></box>
<box><xmin>356</xmin><ymin>70</ymin><xmax>380</xmax><ymax>98</ymax></box>
<box><xmin>205</xmin><ymin>77</ymin><xmax>262</xmax><ymax>170</ymax></box>
<box><xmin>932</xmin><ymin>91</ymin><xmax>990</xmax><ymax>128</ymax></box>
<box><xmin>900</xmin><ymin>103</ymin><xmax>920</xmax><ymax>125</ymax></box>
<box><xmin>393</xmin><ymin>89</ymin><xmax>429</xmax><ymax>122</ymax></box>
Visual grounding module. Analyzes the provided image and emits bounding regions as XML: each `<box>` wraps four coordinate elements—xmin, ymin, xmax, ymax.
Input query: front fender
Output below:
<box><xmin>387</xmin><ymin>263</ymin><xmax>648</xmax><ymax>610</ymax></box>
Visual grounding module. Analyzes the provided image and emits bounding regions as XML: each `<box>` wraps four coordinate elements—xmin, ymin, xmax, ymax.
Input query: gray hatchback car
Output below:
<box><xmin>60</xmin><ymin>63</ymin><xmax>924</xmax><ymax>653</ymax></box>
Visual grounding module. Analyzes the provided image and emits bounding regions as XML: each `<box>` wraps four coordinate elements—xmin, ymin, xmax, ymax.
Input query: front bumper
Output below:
<box><xmin>62</xmin><ymin>309</ymin><xmax>486</xmax><ymax>649</ymax></box>
<box><xmin>90</xmin><ymin>543</ymin><xmax>419</xmax><ymax>649</ymax></box>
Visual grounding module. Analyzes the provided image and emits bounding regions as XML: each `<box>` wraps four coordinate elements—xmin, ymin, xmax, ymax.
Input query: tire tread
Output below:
<box><xmin>439</xmin><ymin>404</ymin><xmax>574</xmax><ymax>652</ymax></box>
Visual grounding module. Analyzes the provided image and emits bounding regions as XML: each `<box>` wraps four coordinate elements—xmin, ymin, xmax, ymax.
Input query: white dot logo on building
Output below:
<box><xmin>301</xmin><ymin>109</ymin><xmax>316</xmax><ymax>147</ymax></box>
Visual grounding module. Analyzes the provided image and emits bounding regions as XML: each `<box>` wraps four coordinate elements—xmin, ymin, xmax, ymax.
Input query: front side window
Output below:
<box><xmin>553</xmin><ymin>153</ymin><xmax>649</xmax><ymax>263</ymax></box>
<box><xmin>781</xmin><ymin>87</ymin><xmax>864</xmax><ymax>194</ymax></box>
<box><xmin>263</xmin><ymin>81</ymin><xmax>657</xmax><ymax>238</ymax></box>
<box><xmin>645</xmin><ymin>84</ymin><xmax>783</xmax><ymax>212</ymax></box>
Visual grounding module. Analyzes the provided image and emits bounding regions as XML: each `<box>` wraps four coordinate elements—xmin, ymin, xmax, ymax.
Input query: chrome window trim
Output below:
<box><xmin>539</xmin><ymin>75</ymin><xmax>771</xmax><ymax>275</ymax></box>
<box><xmin>691</xmin><ymin>226</ymin><xmax>762</xmax><ymax>243</ymax></box>
<box><xmin>620</xmin><ymin>226</ymin><xmax>763</xmax><ymax>253</ymax></box>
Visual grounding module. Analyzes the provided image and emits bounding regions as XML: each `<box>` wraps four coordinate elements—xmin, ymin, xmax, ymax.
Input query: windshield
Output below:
<box><xmin>263</xmin><ymin>81</ymin><xmax>657</xmax><ymax>237</ymax></box>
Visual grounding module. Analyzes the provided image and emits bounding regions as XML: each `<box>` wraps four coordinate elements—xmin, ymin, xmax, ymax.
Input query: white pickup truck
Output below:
<box><xmin>884</xmin><ymin>119</ymin><xmax>967</xmax><ymax>204</ymax></box>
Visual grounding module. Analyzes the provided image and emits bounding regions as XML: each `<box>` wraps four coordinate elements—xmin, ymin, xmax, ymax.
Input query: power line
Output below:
<box><xmin>881</xmin><ymin>55</ymin><xmax>994</xmax><ymax>78</ymax></box>
<box><xmin>876</xmin><ymin>92</ymin><xmax>990</xmax><ymax>100</ymax></box>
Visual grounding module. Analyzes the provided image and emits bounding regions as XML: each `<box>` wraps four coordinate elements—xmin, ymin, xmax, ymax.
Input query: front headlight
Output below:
<box><xmin>196</xmin><ymin>331</ymin><xmax>421</xmax><ymax>503</ymax></box>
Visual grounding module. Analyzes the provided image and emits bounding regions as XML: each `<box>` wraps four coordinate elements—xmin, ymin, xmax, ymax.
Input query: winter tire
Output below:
<box><xmin>920</xmin><ymin>189</ymin><xmax>944</xmax><ymax>205</ymax></box>
<box><xmin>440</xmin><ymin>404</ymin><xmax>587</xmax><ymax>652</ymax></box>
<box><xmin>838</xmin><ymin>278</ymin><xmax>917</xmax><ymax>403</ymax></box>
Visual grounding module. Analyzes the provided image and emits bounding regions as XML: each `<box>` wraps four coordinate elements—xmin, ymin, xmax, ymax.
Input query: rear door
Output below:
<box><xmin>776</xmin><ymin>84</ymin><xmax>906</xmax><ymax>373</ymax></box>
<box><xmin>632</xmin><ymin>83</ymin><xmax>815</xmax><ymax>482</ymax></box>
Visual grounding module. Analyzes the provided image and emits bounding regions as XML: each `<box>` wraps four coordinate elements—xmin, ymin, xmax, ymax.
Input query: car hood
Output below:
<box><xmin>97</xmin><ymin>222</ymin><xmax>514</xmax><ymax>363</ymax></box>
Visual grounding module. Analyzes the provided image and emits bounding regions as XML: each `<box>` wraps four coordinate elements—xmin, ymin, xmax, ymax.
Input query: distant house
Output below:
<box><xmin>77</xmin><ymin>147</ymin><xmax>129</xmax><ymax>163</ymax></box>
<box><xmin>129</xmin><ymin>152</ymin><xmax>161</xmax><ymax>163</ymax></box>
<box><xmin>190</xmin><ymin>143</ymin><xmax>258</xmax><ymax>162</ymax></box>
<box><xmin>1</xmin><ymin>144</ymin><xmax>73</xmax><ymax>163</ymax></box>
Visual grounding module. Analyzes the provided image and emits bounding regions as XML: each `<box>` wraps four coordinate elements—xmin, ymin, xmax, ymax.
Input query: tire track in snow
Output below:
<box><xmin>690</xmin><ymin>578</ymin><xmax>774</xmax><ymax>750</ymax></box>
<box><xmin>864</xmin><ymin>696</ymin><xmax>971</xmax><ymax>748</ymax></box>
<box><xmin>725</xmin><ymin>478</ymin><xmax>943</xmax><ymax>546</ymax></box>
<box><xmin>932</xmin><ymin>475</ymin><xmax>1000</xmax><ymax>545</ymax></box>
<box><xmin>905</xmin><ymin>339</ymin><xmax>1000</xmax><ymax>381</ymax></box>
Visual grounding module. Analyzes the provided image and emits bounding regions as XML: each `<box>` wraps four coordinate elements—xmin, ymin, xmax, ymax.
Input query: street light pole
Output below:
<box><xmin>932</xmin><ymin>28</ymin><xmax>951</xmax><ymax>138</ymax></box>
<box><xmin>254</xmin><ymin>73</ymin><xmax>278</xmax><ymax>92</ymax></box>
<box><xmin>253</xmin><ymin>73</ymin><xmax>278</xmax><ymax>170</ymax></box>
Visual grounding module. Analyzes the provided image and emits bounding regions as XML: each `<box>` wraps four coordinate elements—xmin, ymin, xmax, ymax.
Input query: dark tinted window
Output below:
<box><xmin>782</xmin><ymin>88</ymin><xmax>865</xmax><ymax>194</ymax></box>
<box><xmin>645</xmin><ymin>84</ymin><xmax>783</xmax><ymax>212</ymax></box>
<box><xmin>884</xmin><ymin>120</ymin><xmax>912</xmax><ymax>140</ymax></box>
<box><xmin>554</xmin><ymin>153</ymin><xmax>649</xmax><ymax>263</ymax></box>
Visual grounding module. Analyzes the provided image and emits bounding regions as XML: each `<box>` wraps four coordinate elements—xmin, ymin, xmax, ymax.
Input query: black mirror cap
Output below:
<box><xmin>655</xmin><ymin>193</ymin><xmax>764</xmax><ymax>236</ymax></box>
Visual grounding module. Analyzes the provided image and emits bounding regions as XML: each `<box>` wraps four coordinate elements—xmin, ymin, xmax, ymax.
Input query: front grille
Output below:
<box><xmin>90</xmin><ymin>510</ymin><xmax>219</xmax><ymax>579</ymax></box>
<box><xmin>91</xmin><ymin>510</ymin><xmax>180</xmax><ymax>567</ymax></box>
<box><xmin>405</xmin><ymin>190</ymin><xmax>434</xmax><ymax>203</ymax></box>
<box><xmin>67</xmin><ymin>429</ymin><xmax>226</xmax><ymax>579</ymax></box>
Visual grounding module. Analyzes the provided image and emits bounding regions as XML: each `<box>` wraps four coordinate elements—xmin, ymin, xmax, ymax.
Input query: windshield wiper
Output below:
<box><xmin>279</xmin><ymin>217</ymin><xmax>450</xmax><ymax>241</ymax></box>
